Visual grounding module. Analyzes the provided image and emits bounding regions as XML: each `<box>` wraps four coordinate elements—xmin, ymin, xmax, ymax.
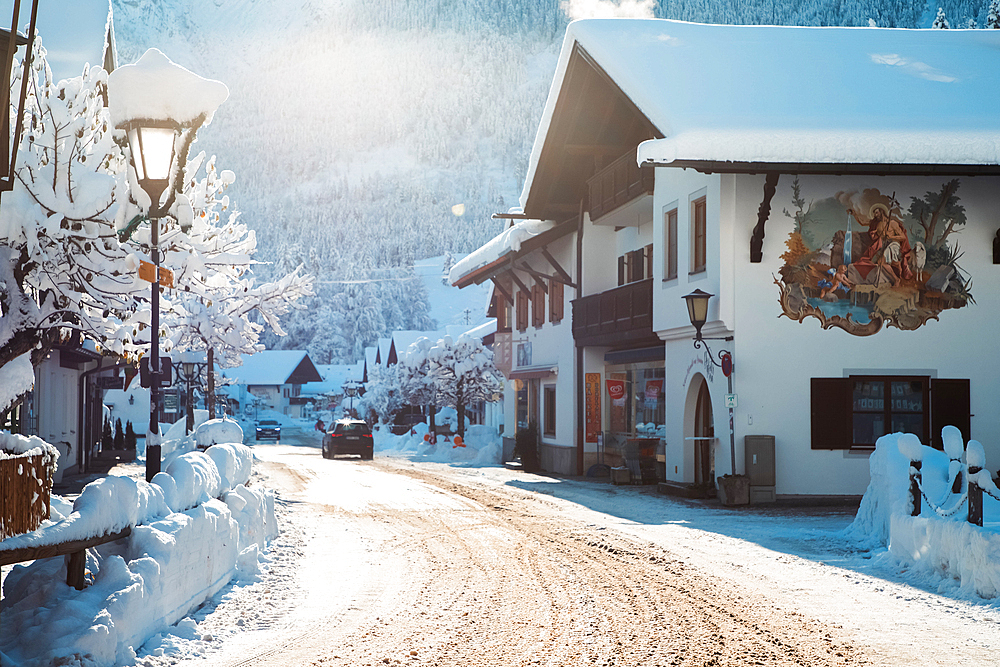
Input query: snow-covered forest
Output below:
<box><xmin>107</xmin><ymin>0</ymin><xmax>997</xmax><ymax>364</ymax></box>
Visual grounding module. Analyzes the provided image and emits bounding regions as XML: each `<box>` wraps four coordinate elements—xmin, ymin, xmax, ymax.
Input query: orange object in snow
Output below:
<box><xmin>452</xmin><ymin>435</ymin><xmax>465</xmax><ymax>449</ymax></box>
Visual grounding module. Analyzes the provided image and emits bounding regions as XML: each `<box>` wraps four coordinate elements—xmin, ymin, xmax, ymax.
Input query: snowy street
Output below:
<box><xmin>142</xmin><ymin>445</ymin><xmax>1000</xmax><ymax>667</ymax></box>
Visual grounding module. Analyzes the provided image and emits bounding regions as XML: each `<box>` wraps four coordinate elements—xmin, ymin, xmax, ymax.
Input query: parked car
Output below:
<box><xmin>322</xmin><ymin>419</ymin><xmax>373</xmax><ymax>460</ymax></box>
<box><xmin>255</xmin><ymin>419</ymin><xmax>281</xmax><ymax>442</ymax></box>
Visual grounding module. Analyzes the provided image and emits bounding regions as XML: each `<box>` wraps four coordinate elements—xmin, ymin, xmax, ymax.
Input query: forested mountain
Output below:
<box><xmin>109</xmin><ymin>0</ymin><xmax>990</xmax><ymax>363</ymax></box>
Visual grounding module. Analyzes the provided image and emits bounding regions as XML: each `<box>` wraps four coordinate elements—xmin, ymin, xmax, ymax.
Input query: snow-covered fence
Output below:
<box><xmin>901</xmin><ymin>430</ymin><xmax>1000</xmax><ymax>527</ymax></box>
<box><xmin>0</xmin><ymin>434</ymin><xmax>58</xmax><ymax>539</ymax></box>
<box><xmin>849</xmin><ymin>429</ymin><xmax>1000</xmax><ymax>598</ymax></box>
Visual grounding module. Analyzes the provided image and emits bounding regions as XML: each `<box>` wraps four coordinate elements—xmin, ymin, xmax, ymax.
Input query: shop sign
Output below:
<box><xmin>606</xmin><ymin>379</ymin><xmax>625</xmax><ymax>406</ymax></box>
<box><xmin>644</xmin><ymin>379</ymin><xmax>663</xmax><ymax>408</ymax></box>
<box><xmin>585</xmin><ymin>373</ymin><xmax>601</xmax><ymax>443</ymax></box>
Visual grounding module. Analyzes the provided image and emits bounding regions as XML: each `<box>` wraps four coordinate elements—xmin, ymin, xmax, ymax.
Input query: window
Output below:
<box><xmin>618</xmin><ymin>248</ymin><xmax>651</xmax><ymax>286</ymax></box>
<box><xmin>691</xmin><ymin>197</ymin><xmax>706</xmax><ymax>274</ymax></box>
<box><xmin>549</xmin><ymin>279</ymin><xmax>564</xmax><ymax>323</ymax></box>
<box><xmin>664</xmin><ymin>208</ymin><xmax>678</xmax><ymax>280</ymax></box>
<box><xmin>532</xmin><ymin>283</ymin><xmax>545</xmax><ymax>328</ymax></box>
<box><xmin>810</xmin><ymin>376</ymin><xmax>969</xmax><ymax>450</ymax></box>
<box><xmin>543</xmin><ymin>385</ymin><xmax>556</xmax><ymax>437</ymax></box>
<box><xmin>516</xmin><ymin>289</ymin><xmax>528</xmax><ymax>331</ymax></box>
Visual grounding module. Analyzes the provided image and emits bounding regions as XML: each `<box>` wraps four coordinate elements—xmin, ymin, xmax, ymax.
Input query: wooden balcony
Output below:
<box><xmin>587</xmin><ymin>151</ymin><xmax>655</xmax><ymax>222</ymax></box>
<box><xmin>572</xmin><ymin>279</ymin><xmax>656</xmax><ymax>348</ymax></box>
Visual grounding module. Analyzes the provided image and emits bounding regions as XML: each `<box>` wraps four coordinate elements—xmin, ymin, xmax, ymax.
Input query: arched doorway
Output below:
<box><xmin>685</xmin><ymin>374</ymin><xmax>715</xmax><ymax>487</ymax></box>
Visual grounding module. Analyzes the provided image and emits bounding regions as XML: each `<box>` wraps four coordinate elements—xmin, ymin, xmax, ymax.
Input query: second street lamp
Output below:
<box><xmin>108</xmin><ymin>49</ymin><xmax>228</xmax><ymax>481</ymax></box>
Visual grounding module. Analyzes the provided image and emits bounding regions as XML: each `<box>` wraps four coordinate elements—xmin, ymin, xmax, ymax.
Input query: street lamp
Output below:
<box><xmin>344</xmin><ymin>382</ymin><xmax>360</xmax><ymax>417</ymax></box>
<box><xmin>108</xmin><ymin>49</ymin><xmax>228</xmax><ymax>482</ymax></box>
<box><xmin>682</xmin><ymin>290</ymin><xmax>737</xmax><ymax>478</ymax></box>
<box><xmin>0</xmin><ymin>0</ymin><xmax>40</xmax><ymax>198</ymax></box>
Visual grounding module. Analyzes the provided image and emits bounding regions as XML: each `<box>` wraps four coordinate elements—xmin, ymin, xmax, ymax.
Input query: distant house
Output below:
<box><xmin>219</xmin><ymin>351</ymin><xmax>323</xmax><ymax>419</ymax></box>
<box><xmin>300</xmin><ymin>363</ymin><xmax>364</xmax><ymax>415</ymax></box>
<box><xmin>451</xmin><ymin>19</ymin><xmax>1000</xmax><ymax>498</ymax></box>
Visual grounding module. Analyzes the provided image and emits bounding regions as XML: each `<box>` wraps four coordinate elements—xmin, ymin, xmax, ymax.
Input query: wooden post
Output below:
<box><xmin>909</xmin><ymin>460</ymin><xmax>922</xmax><ymax>517</ymax></box>
<box><xmin>66</xmin><ymin>550</ymin><xmax>87</xmax><ymax>590</ymax></box>
<box><xmin>968</xmin><ymin>465</ymin><xmax>983</xmax><ymax>527</ymax></box>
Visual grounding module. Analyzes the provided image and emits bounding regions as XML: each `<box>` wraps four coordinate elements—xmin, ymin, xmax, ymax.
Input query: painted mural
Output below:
<box><xmin>775</xmin><ymin>177</ymin><xmax>973</xmax><ymax>335</ymax></box>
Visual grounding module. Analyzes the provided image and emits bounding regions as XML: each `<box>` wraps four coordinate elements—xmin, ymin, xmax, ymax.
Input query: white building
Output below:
<box><xmin>452</xmin><ymin>19</ymin><xmax>1000</xmax><ymax>499</ymax></box>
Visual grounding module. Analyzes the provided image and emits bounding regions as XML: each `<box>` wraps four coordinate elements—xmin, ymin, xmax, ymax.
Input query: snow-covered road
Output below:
<box><xmin>141</xmin><ymin>446</ymin><xmax>1000</xmax><ymax>667</ymax></box>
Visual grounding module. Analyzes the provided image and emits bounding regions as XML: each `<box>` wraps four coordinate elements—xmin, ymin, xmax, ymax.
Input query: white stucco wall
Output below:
<box><xmin>655</xmin><ymin>169</ymin><xmax>1000</xmax><ymax>496</ymax></box>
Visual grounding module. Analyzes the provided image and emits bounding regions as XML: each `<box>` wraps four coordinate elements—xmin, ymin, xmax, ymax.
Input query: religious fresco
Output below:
<box><xmin>775</xmin><ymin>177</ymin><xmax>973</xmax><ymax>336</ymax></box>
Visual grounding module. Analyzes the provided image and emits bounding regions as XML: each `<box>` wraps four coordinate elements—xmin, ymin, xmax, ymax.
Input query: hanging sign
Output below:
<box><xmin>606</xmin><ymin>379</ymin><xmax>626</xmax><ymax>407</ymax></box>
<box><xmin>137</xmin><ymin>261</ymin><xmax>174</xmax><ymax>288</ymax></box>
<box><xmin>644</xmin><ymin>379</ymin><xmax>663</xmax><ymax>407</ymax></box>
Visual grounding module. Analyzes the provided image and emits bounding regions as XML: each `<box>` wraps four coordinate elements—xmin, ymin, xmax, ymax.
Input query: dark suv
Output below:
<box><xmin>255</xmin><ymin>419</ymin><xmax>281</xmax><ymax>442</ymax></box>
<box><xmin>322</xmin><ymin>419</ymin><xmax>374</xmax><ymax>460</ymax></box>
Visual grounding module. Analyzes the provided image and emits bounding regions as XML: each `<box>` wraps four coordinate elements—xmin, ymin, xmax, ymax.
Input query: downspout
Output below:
<box><xmin>575</xmin><ymin>199</ymin><xmax>585</xmax><ymax>476</ymax></box>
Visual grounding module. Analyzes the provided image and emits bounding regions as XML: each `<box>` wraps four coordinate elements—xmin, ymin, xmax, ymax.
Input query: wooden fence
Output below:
<box><xmin>0</xmin><ymin>452</ymin><xmax>54</xmax><ymax>540</ymax></box>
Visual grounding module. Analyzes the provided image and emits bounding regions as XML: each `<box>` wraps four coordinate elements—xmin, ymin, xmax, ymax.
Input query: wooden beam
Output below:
<box><xmin>750</xmin><ymin>173</ymin><xmax>780</xmax><ymax>263</ymax></box>
<box><xmin>491</xmin><ymin>212</ymin><xmax>531</xmax><ymax>219</ymax></box>
<box><xmin>518</xmin><ymin>263</ymin><xmax>549</xmax><ymax>293</ymax></box>
<box><xmin>491</xmin><ymin>277</ymin><xmax>513</xmax><ymax>305</ymax></box>
<box><xmin>508</xmin><ymin>267</ymin><xmax>531</xmax><ymax>296</ymax></box>
<box><xmin>540</xmin><ymin>247</ymin><xmax>576</xmax><ymax>287</ymax></box>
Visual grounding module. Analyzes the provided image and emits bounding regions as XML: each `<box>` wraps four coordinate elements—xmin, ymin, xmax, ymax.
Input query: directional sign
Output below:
<box><xmin>137</xmin><ymin>261</ymin><xmax>174</xmax><ymax>288</ymax></box>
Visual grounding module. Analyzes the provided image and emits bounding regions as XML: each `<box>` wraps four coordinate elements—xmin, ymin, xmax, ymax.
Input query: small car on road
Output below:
<box><xmin>322</xmin><ymin>419</ymin><xmax>374</xmax><ymax>460</ymax></box>
<box><xmin>255</xmin><ymin>419</ymin><xmax>281</xmax><ymax>442</ymax></box>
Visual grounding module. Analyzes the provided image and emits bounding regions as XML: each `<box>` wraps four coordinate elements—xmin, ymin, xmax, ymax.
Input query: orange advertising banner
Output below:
<box><xmin>585</xmin><ymin>373</ymin><xmax>601</xmax><ymax>443</ymax></box>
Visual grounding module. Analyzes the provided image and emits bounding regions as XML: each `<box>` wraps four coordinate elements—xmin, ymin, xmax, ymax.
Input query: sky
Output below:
<box><xmin>29</xmin><ymin>0</ymin><xmax>108</xmax><ymax>82</ymax></box>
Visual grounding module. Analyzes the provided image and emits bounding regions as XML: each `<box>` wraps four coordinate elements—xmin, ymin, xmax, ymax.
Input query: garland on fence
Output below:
<box><xmin>912</xmin><ymin>470</ymin><xmax>969</xmax><ymax>518</ymax></box>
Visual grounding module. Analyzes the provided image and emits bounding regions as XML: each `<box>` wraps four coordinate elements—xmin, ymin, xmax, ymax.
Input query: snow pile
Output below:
<box><xmin>0</xmin><ymin>443</ymin><xmax>276</xmax><ymax>667</ymax></box>
<box><xmin>0</xmin><ymin>430</ymin><xmax>59</xmax><ymax>462</ymax></box>
<box><xmin>846</xmin><ymin>429</ymin><xmax>1000</xmax><ymax>598</ymax></box>
<box><xmin>195</xmin><ymin>417</ymin><xmax>244</xmax><ymax>450</ymax></box>
<box><xmin>376</xmin><ymin>418</ymin><xmax>501</xmax><ymax>466</ymax></box>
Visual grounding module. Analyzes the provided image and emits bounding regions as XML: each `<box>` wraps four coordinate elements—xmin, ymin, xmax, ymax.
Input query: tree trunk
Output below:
<box><xmin>428</xmin><ymin>404</ymin><xmax>436</xmax><ymax>434</ymax></box>
<box><xmin>207</xmin><ymin>347</ymin><xmax>216</xmax><ymax>419</ymax></box>
<box><xmin>456</xmin><ymin>381</ymin><xmax>465</xmax><ymax>439</ymax></box>
<box><xmin>185</xmin><ymin>378</ymin><xmax>195</xmax><ymax>435</ymax></box>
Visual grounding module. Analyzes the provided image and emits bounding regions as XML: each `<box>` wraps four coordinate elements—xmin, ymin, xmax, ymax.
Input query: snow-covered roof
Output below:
<box><xmin>220</xmin><ymin>351</ymin><xmax>321</xmax><ymax>386</ymax></box>
<box><xmin>521</xmin><ymin>19</ymin><xmax>1000</xmax><ymax>201</ymax></box>
<box><xmin>300</xmin><ymin>363</ymin><xmax>363</xmax><ymax>396</ymax></box>
<box><xmin>449</xmin><ymin>218</ymin><xmax>556</xmax><ymax>285</ymax></box>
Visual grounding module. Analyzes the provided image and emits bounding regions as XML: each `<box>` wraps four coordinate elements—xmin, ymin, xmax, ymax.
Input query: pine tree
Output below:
<box><xmin>932</xmin><ymin>7</ymin><xmax>950</xmax><ymax>28</ymax></box>
<box><xmin>114</xmin><ymin>419</ymin><xmax>125</xmax><ymax>450</ymax></box>
<box><xmin>989</xmin><ymin>0</ymin><xmax>1000</xmax><ymax>28</ymax></box>
<box><xmin>125</xmin><ymin>421</ymin><xmax>137</xmax><ymax>454</ymax></box>
<box><xmin>102</xmin><ymin>418</ymin><xmax>113</xmax><ymax>451</ymax></box>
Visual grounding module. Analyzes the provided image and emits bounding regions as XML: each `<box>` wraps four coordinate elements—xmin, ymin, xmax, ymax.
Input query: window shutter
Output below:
<box><xmin>810</xmin><ymin>377</ymin><xmax>853</xmax><ymax>449</ymax></box>
<box><xmin>549</xmin><ymin>279</ymin><xmax>564</xmax><ymax>322</ymax></box>
<box><xmin>930</xmin><ymin>378</ymin><xmax>970</xmax><ymax>450</ymax></box>
<box><xmin>516</xmin><ymin>290</ymin><xmax>528</xmax><ymax>331</ymax></box>
<box><xmin>645</xmin><ymin>244</ymin><xmax>654</xmax><ymax>279</ymax></box>
<box><xmin>532</xmin><ymin>283</ymin><xmax>545</xmax><ymax>327</ymax></box>
<box><xmin>618</xmin><ymin>255</ymin><xmax>626</xmax><ymax>286</ymax></box>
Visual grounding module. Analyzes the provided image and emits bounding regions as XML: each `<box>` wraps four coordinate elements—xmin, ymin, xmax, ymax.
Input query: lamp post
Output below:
<box><xmin>108</xmin><ymin>49</ymin><xmax>228</xmax><ymax>482</ymax></box>
<box><xmin>0</xmin><ymin>0</ymin><xmax>40</xmax><ymax>199</ymax></box>
<box><xmin>682</xmin><ymin>289</ymin><xmax>737</xmax><ymax>477</ymax></box>
<box><xmin>344</xmin><ymin>382</ymin><xmax>360</xmax><ymax>417</ymax></box>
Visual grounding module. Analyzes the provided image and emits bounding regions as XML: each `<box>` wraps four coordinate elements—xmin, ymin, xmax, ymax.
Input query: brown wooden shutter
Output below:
<box><xmin>810</xmin><ymin>377</ymin><xmax>853</xmax><ymax>449</ymax></box>
<box><xmin>618</xmin><ymin>255</ymin><xmax>626</xmax><ymax>286</ymax></box>
<box><xmin>516</xmin><ymin>290</ymin><xmax>528</xmax><ymax>331</ymax></box>
<box><xmin>930</xmin><ymin>378</ymin><xmax>970</xmax><ymax>450</ymax></box>
<box><xmin>532</xmin><ymin>283</ymin><xmax>545</xmax><ymax>327</ymax></box>
<box><xmin>645</xmin><ymin>244</ymin><xmax>654</xmax><ymax>279</ymax></box>
<box><xmin>549</xmin><ymin>279</ymin><xmax>564</xmax><ymax>322</ymax></box>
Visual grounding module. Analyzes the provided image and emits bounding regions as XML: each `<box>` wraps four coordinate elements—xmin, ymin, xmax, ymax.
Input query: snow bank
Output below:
<box><xmin>195</xmin><ymin>417</ymin><xmax>244</xmax><ymax>450</ymax></box>
<box><xmin>846</xmin><ymin>430</ymin><xmax>1000</xmax><ymax>598</ymax></box>
<box><xmin>0</xmin><ymin>444</ymin><xmax>274</xmax><ymax>667</ymax></box>
<box><xmin>376</xmin><ymin>419</ymin><xmax>501</xmax><ymax>466</ymax></box>
<box><xmin>0</xmin><ymin>430</ymin><xmax>59</xmax><ymax>461</ymax></box>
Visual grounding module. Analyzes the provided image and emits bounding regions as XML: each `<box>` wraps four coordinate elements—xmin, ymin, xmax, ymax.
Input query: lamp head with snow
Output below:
<box><xmin>0</xmin><ymin>0</ymin><xmax>40</xmax><ymax>198</ymax></box>
<box><xmin>107</xmin><ymin>48</ymin><xmax>229</xmax><ymax>220</ymax></box>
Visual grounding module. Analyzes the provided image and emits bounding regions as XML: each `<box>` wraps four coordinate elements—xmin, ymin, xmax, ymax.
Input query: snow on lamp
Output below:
<box><xmin>108</xmin><ymin>48</ymin><xmax>229</xmax><ymax>219</ymax></box>
<box><xmin>0</xmin><ymin>0</ymin><xmax>40</xmax><ymax>196</ymax></box>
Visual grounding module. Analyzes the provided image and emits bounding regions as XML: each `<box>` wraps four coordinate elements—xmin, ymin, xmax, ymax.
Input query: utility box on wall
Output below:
<box><xmin>745</xmin><ymin>435</ymin><xmax>776</xmax><ymax>503</ymax></box>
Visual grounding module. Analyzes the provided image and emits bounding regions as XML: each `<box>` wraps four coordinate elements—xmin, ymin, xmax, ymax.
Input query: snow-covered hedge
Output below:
<box><xmin>0</xmin><ymin>431</ymin><xmax>59</xmax><ymax>463</ymax></box>
<box><xmin>0</xmin><ymin>442</ymin><xmax>275</xmax><ymax>667</ymax></box>
<box><xmin>846</xmin><ymin>431</ymin><xmax>1000</xmax><ymax>598</ymax></box>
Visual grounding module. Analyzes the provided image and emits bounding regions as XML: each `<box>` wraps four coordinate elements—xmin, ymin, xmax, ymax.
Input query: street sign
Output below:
<box><xmin>96</xmin><ymin>375</ymin><xmax>124</xmax><ymax>390</ymax></box>
<box><xmin>162</xmin><ymin>391</ymin><xmax>179</xmax><ymax>412</ymax></box>
<box><xmin>725</xmin><ymin>393</ymin><xmax>738</xmax><ymax>409</ymax></box>
<box><xmin>721</xmin><ymin>352</ymin><xmax>733</xmax><ymax>377</ymax></box>
<box><xmin>139</xmin><ymin>357</ymin><xmax>173</xmax><ymax>388</ymax></box>
<box><xmin>137</xmin><ymin>260</ymin><xmax>174</xmax><ymax>288</ymax></box>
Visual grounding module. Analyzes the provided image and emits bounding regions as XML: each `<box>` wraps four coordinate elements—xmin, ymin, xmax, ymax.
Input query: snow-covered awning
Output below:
<box><xmin>450</xmin><ymin>217</ymin><xmax>568</xmax><ymax>287</ymax></box>
<box><xmin>521</xmin><ymin>19</ymin><xmax>1000</xmax><ymax>193</ymax></box>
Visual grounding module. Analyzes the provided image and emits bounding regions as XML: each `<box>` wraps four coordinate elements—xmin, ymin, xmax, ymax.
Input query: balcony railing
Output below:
<box><xmin>587</xmin><ymin>151</ymin><xmax>655</xmax><ymax>221</ymax></box>
<box><xmin>571</xmin><ymin>278</ymin><xmax>655</xmax><ymax>347</ymax></box>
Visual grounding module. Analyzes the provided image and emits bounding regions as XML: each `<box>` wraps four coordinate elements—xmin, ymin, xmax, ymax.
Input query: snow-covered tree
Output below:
<box><xmin>147</xmin><ymin>152</ymin><xmax>314</xmax><ymax>416</ymax></box>
<box><xmin>359</xmin><ymin>361</ymin><xmax>402</xmax><ymax>425</ymax></box>
<box><xmin>932</xmin><ymin>7</ymin><xmax>950</xmax><ymax>28</ymax></box>
<box><xmin>988</xmin><ymin>0</ymin><xmax>1000</xmax><ymax>28</ymax></box>
<box><xmin>398</xmin><ymin>336</ymin><xmax>441</xmax><ymax>427</ymax></box>
<box><xmin>0</xmin><ymin>39</ymin><xmax>145</xmax><ymax>411</ymax></box>
<box><xmin>425</xmin><ymin>333</ymin><xmax>502</xmax><ymax>438</ymax></box>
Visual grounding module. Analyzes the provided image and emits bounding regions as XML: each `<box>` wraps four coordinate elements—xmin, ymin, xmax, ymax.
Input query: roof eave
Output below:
<box><xmin>641</xmin><ymin>158</ymin><xmax>1000</xmax><ymax>177</ymax></box>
